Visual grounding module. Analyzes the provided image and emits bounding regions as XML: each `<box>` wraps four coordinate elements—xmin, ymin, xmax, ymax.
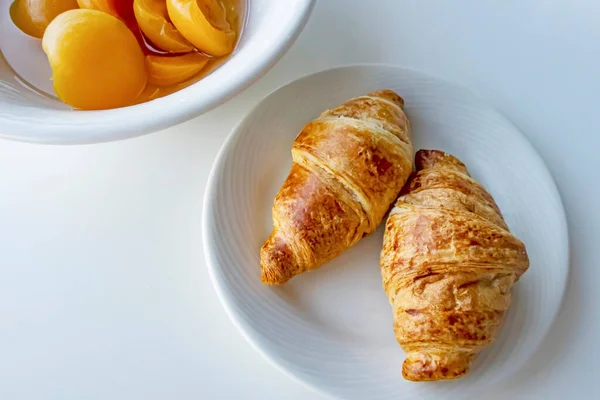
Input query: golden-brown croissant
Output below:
<box><xmin>261</xmin><ymin>90</ymin><xmax>414</xmax><ymax>285</ymax></box>
<box><xmin>380</xmin><ymin>150</ymin><xmax>529</xmax><ymax>381</ymax></box>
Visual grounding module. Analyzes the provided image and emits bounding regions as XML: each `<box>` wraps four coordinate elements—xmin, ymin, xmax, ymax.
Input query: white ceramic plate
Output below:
<box><xmin>203</xmin><ymin>65</ymin><xmax>569</xmax><ymax>400</ymax></box>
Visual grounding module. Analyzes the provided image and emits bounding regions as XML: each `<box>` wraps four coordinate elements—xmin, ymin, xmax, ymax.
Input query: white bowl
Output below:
<box><xmin>203</xmin><ymin>65</ymin><xmax>569</xmax><ymax>400</ymax></box>
<box><xmin>0</xmin><ymin>0</ymin><xmax>315</xmax><ymax>144</ymax></box>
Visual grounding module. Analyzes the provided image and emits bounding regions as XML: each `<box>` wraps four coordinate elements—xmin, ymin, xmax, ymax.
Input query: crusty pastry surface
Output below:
<box><xmin>380</xmin><ymin>149</ymin><xmax>529</xmax><ymax>381</ymax></box>
<box><xmin>261</xmin><ymin>90</ymin><xmax>413</xmax><ymax>284</ymax></box>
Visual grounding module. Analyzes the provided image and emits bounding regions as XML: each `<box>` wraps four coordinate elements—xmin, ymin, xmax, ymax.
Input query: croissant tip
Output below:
<box><xmin>260</xmin><ymin>266</ymin><xmax>291</xmax><ymax>285</ymax></box>
<box><xmin>401</xmin><ymin>350</ymin><xmax>473</xmax><ymax>381</ymax></box>
<box><xmin>415</xmin><ymin>149</ymin><xmax>468</xmax><ymax>173</ymax></box>
<box><xmin>368</xmin><ymin>89</ymin><xmax>405</xmax><ymax>109</ymax></box>
<box><xmin>260</xmin><ymin>233</ymin><xmax>297</xmax><ymax>285</ymax></box>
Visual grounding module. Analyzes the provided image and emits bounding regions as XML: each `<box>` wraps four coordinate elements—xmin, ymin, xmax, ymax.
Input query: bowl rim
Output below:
<box><xmin>0</xmin><ymin>0</ymin><xmax>316</xmax><ymax>145</ymax></box>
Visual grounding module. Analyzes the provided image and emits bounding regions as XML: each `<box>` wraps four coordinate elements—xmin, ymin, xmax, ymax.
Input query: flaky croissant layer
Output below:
<box><xmin>261</xmin><ymin>90</ymin><xmax>414</xmax><ymax>285</ymax></box>
<box><xmin>380</xmin><ymin>150</ymin><xmax>529</xmax><ymax>381</ymax></box>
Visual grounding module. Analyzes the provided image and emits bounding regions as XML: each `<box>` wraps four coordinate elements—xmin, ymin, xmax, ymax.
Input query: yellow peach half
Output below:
<box><xmin>166</xmin><ymin>0</ymin><xmax>236</xmax><ymax>57</ymax></box>
<box><xmin>145</xmin><ymin>52</ymin><xmax>209</xmax><ymax>86</ymax></box>
<box><xmin>133</xmin><ymin>0</ymin><xmax>193</xmax><ymax>53</ymax></box>
<box><xmin>76</xmin><ymin>0</ymin><xmax>120</xmax><ymax>18</ymax></box>
<box><xmin>10</xmin><ymin>0</ymin><xmax>79</xmax><ymax>38</ymax></box>
<box><xmin>42</xmin><ymin>9</ymin><xmax>147</xmax><ymax>110</ymax></box>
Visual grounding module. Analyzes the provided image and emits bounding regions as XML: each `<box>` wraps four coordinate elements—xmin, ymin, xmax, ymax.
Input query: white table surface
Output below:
<box><xmin>1</xmin><ymin>1</ymin><xmax>598</xmax><ymax>399</ymax></box>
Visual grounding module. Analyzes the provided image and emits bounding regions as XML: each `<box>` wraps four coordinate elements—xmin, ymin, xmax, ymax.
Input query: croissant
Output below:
<box><xmin>261</xmin><ymin>90</ymin><xmax>414</xmax><ymax>285</ymax></box>
<box><xmin>380</xmin><ymin>150</ymin><xmax>529</xmax><ymax>381</ymax></box>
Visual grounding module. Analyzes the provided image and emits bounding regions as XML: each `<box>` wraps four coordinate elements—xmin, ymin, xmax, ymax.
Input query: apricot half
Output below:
<box><xmin>76</xmin><ymin>0</ymin><xmax>120</xmax><ymax>18</ymax></box>
<box><xmin>10</xmin><ymin>0</ymin><xmax>79</xmax><ymax>38</ymax></box>
<box><xmin>146</xmin><ymin>52</ymin><xmax>209</xmax><ymax>86</ymax></box>
<box><xmin>166</xmin><ymin>0</ymin><xmax>236</xmax><ymax>57</ymax></box>
<box><xmin>42</xmin><ymin>9</ymin><xmax>147</xmax><ymax>110</ymax></box>
<box><xmin>133</xmin><ymin>0</ymin><xmax>193</xmax><ymax>53</ymax></box>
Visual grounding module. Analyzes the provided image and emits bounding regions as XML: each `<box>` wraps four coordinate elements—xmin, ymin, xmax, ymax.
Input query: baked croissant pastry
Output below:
<box><xmin>380</xmin><ymin>150</ymin><xmax>529</xmax><ymax>381</ymax></box>
<box><xmin>261</xmin><ymin>90</ymin><xmax>414</xmax><ymax>285</ymax></box>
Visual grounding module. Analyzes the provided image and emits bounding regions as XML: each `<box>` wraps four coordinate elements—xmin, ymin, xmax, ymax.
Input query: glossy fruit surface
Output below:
<box><xmin>10</xmin><ymin>0</ymin><xmax>79</xmax><ymax>38</ymax></box>
<box><xmin>166</xmin><ymin>0</ymin><xmax>236</xmax><ymax>57</ymax></box>
<box><xmin>146</xmin><ymin>52</ymin><xmax>209</xmax><ymax>86</ymax></box>
<box><xmin>133</xmin><ymin>0</ymin><xmax>193</xmax><ymax>53</ymax></box>
<box><xmin>42</xmin><ymin>9</ymin><xmax>147</xmax><ymax>109</ymax></box>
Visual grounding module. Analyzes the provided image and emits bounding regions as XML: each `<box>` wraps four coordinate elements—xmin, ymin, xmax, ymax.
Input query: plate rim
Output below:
<box><xmin>202</xmin><ymin>63</ymin><xmax>570</xmax><ymax>399</ymax></box>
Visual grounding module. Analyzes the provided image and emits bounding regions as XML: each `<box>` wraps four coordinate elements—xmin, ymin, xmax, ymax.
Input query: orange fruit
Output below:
<box><xmin>133</xmin><ymin>0</ymin><xmax>194</xmax><ymax>53</ymax></box>
<box><xmin>10</xmin><ymin>0</ymin><xmax>79</xmax><ymax>38</ymax></box>
<box><xmin>146</xmin><ymin>52</ymin><xmax>209</xmax><ymax>86</ymax></box>
<box><xmin>76</xmin><ymin>0</ymin><xmax>120</xmax><ymax>18</ymax></box>
<box><xmin>166</xmin><ymin>0</ymin><xmax>236</xmax><ymax>57</ymax></box>
<box><xmin>42</xmin><ymin>9</ymin><xmax>147</xmax><ymax>110</ymax></box>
